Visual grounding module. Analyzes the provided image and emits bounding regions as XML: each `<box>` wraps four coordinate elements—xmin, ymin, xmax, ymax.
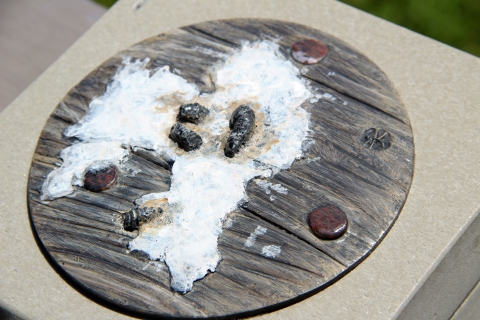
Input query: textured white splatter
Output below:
<box><xmin>142</xmin><ymin>261</ymin><xmax>165</xmax><ymax>272</ymax></box>
<box><xmin>192</xmin><ymin>46</ymin><xmax>228</xmax><ymax>58</ymax></box>
<box><xmin>65</xmin><ymin>58</ymin><xmax>199</xmax><ymax>150</ymax></box>
<box><xmin>244</xmin><ymin>226</ymin><xmax>267</xmax><ymax>248</ymax></box>
<box><xmin>224</xmin><ymin>218</ymin><xmax>234</xmax><ymax>229</ymax></box>
<box><xmin>131</xmin><ymin>157</ymin><xmax>269</xmax><ymax>293</ymax></box>
<box><xmin>41</xmin><ymin>58</ymin><xmax>198</xmax><ymax>201</ymax></box>
<box><xmin>255</xmin><ymin>180</ymin><xmax>288</xmax><ymax>195</ymax></box>
<box><xmin>262</xmin><ymin>245</ymin><xmax>282</xmax><ymax>258</ymax></box>
<box><xmin>210</xmin><ymin>41</ymin><xmax>312</xmax><ymax>169</ymax></box>
<box><xmin>322</xmin><ymin>93</ymin><xmax>336</xmax><ymax>101</ymax></box>
<box><xmin>40</xmin><ymin>41</ymin><xmax>313</xmax><ymax>293</ymax></box>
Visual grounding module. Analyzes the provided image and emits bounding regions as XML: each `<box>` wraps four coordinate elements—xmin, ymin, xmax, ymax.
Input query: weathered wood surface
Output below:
<box><xmin>28</xmin><ymin>19</ymin><xmax>414</xmax><ymax>318</ymax></box>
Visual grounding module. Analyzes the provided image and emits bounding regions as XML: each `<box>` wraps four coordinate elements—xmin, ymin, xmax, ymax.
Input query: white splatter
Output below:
<box><xmin>322</xmin><ymin>93</ymin><xmax>336</xmax><ymax>101</ymax></box>
<box><xmin>192</xmin><ymin>46</ymin><xmax>228</xmax><ymax>58</ymax></box>
<box><xmin>224</xmin><ymin>218</ymin><xmax>234</xmax><ymax>229</ymax></box>
<box><xmin>142</xmin><ymin>261</ymin><xmax>165</xmax><ymax>272</ymax></box>
<box><xmin>210</xmin><ymin>41</ymin><xmax>312</xmax><ymax>169</ymax></box>
<box><xmin>255</xmin><ymin>180</ymin><xmax>288</xmax><ymax>195</ymax></box>
<box><xmin>262</xmin><ymin>245</ymin><xmax>282</xmax><ymax>258</ymax></box>
<box><xmin>131</xmin><ymin>157</ymin><xmax>269</xmax><ymax>292</ymax></box>
<box><xmin>270</xmin><ymin>184</ymin><xmax>288</xmax><ymax>194</ymax></box>
<box><xmin>307</xmin><ymin>157</ymin><xmax>321</xmax><ymax>163</ymax></box>
<box><xmin>40</xmin><ymin>41</ymin><xmax>313</xmax><ymax>293</ymax></box>
<box><xmin>64</xmin><ymin>59</ymin><xmax>198</xmax><ymax>151</ymax></box>
<box><xmin>244</xmin><ymin>225</ymin><xmax>267</xmax><ymax>248</ymax></box>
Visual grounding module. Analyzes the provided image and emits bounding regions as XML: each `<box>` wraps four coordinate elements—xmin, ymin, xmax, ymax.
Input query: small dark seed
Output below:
<box><xmin>169</xmin><ymin>123</ymin><xmax>203</xmax><ymax>151</ymax></box>
<box><xmin>123</xmin><ymin>207</ymin><xmax>162</xmax><ymax>231</ymax></box>
<box><xmin>84</xmin><ymin>165</ymin><xmax>118</xmax><ymax>192</ymax></box>
<box><xmin>225</xmin><ymin>105</ymin><xmax>255</xmax><ymax>157</ymax></box>
<box><xmin>178</xmin><ymin>103</ymin><xmax>210</xmax><ymax>124</ymax></box>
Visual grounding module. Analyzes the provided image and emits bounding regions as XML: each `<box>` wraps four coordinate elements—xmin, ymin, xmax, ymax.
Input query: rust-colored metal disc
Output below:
<box><xmin>309</xmin><ymin>205</ymin><xmax>348</xmax><ymax>240</ymax></box>
<box><xmin>28</xmin><ymin>19</ymin><xmax>414</xmax><ymax>319</ymax></box>
<box><xmin>84</xmin><ymin>165</ymin><xmax>118</xmax><ymax>192</ymax></box>
<box><xmin>292</xmin><ymin>38</ymin><xmax>329</xmax><ymax>64</ymax></box>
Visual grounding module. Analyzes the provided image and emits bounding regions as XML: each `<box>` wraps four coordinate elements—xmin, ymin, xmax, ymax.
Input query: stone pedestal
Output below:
<box><xmin>1</xmin><ymin>0</ymin><xmax>479</xmax><ymax>319</ymax></box>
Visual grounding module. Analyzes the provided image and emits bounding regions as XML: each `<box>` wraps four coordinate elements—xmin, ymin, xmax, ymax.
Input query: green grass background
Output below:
<box><xmin>93</xmin><ymin>0</ymin><xmax>480</xmax><ymax>57</ymax></box>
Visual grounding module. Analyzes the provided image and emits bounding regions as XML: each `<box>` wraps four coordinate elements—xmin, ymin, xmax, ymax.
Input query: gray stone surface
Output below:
<box><xmin>452</xmin><ymin>280</ymin><xmax>480</xmax><ymax>320</ymax></box>
<box><xmin>397</xmin><ymin>208</ymin><xmax>480</xmax><ymax>319</ymax></box>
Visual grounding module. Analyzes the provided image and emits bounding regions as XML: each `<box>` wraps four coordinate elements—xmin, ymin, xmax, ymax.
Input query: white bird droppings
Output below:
<box><xmin>40</xmin><ymin>41</ymin><xmax>314</xmax><ymax>293</ymax></box>
<box><xmin>262</xmin><ymin>245</ymin><xmax>282</xmax><ymax>258</ymax></box>
<box><xmin>245</xmin><ymin>226</ymin><xmax>267</xmax><ymax>247</ymax></box>
<box><xmin>255</xmin><ymin>180</ymin><xmax>288</xmax><ymax>195</ymax></box>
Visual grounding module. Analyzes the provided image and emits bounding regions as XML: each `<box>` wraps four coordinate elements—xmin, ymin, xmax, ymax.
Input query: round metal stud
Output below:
<box><xmin>292</xmin><ymin>39</ymin><xmax>328</xmax><ymax>64</ymax></box>
<box><xmin>308</xmin><ymin>205</ymin><xmax>348</xmax><ymax>240</ymax></box>
<box><xmin>84</xmin><ymin>165</ymin><xmax>118</xmax><ymax>192</ymax></box>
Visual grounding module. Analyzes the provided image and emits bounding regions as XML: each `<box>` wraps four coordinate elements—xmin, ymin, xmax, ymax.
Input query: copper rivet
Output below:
<box><xmin>308</xmin><ymin>205</ymin><xmax>348</xmax><ymax>240</ymax></box>
<box><xmin>84</xmin><ymin>165</ymin><xmax>118</xmax><ymax>192</ymax></box>
<box><xmin>291</xmin><ymin>39</ymin><xmax>328</xmax><ymax>64</ymax></box>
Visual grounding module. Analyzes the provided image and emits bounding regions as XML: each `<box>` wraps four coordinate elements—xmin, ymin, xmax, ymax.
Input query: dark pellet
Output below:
<box><xmin>123</xmin><ymin>207</ymin><xmax>162</xmax><ymax>231</ymax></box>
<box><xmin>225</xmin><ymin>105</ymin><xmax>255</xmax><ymax>157</ymax></box>
<box><xmin>169</xmin><ymin>123</ymin><xmax>203</xmax><ymax>151</ymax></box>
<box><xmin>178</xmin><ymin>103</ymin><xmax>210</xmax><ymax>124</ymax></box>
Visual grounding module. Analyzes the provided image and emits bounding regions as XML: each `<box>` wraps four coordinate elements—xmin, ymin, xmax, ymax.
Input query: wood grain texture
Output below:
<box><xmin>28</xmin><ymin>19</ymin><xmax>414</xmax><ymax>318</ymax></box>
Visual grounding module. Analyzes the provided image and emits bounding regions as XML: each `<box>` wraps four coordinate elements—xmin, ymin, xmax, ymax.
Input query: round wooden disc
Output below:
<box><xmin>28</xmin><ymin>19</ymin><xmax>414</xmax><ymax>318</ymax></box>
